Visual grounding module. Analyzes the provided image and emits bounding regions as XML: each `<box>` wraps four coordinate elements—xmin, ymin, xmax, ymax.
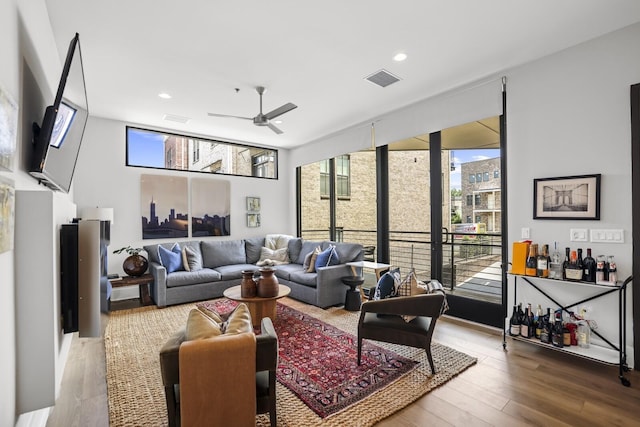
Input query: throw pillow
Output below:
<box><xmin>396</xmin><ymin>270</ymin><xmax>425</xmax><ymax>297</ymax></box>
<box><xmin>302</xmin><ymin>250</ymin><xmax>314</xmax><ymax>271</ymax></box>
<box><xmin>314</xmin><ymin>244</ymin><xmax>340</xmax><ymax>270</ymax></box>
<box><xmin>197</xmin><ymin>305</ymin><xmax>224</xmax><ymax>324</ymax></box>
<box><xmin>185</xmin><ymin>308</ymin><xmax>222</xmax><ymax>341</ymax></box>
<box><xmin>373</xmin><ymin>268</ymin><xmax>401</xmax><ymax>300</ymax></box>
<box><xmin>306</xmin><ymin>247</ymin><xmax>321</xmax><ymax>273</ymax></box>
<box><xmin>222</xmin><ymin>303</ymin><xmax>253</xmax><ymax>335</ymax></box>
<box><xmin>182</xmin><ymin>245</ymin><xmax>203</xmax><ymax>272</ymax></box>
<box><xmin>158</xmin><ymin>243</ymin><xmax>183</xmax><ymax>273</ymax></box>
<box><xmin>256</xmin><ymin>246</ymin><xmax>290</xmax><ymax>267</ymax></box>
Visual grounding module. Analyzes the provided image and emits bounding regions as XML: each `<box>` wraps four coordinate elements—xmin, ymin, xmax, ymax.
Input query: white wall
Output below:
<box><xmin>505</xmin><ymin>23</ymin><xmax>638</xmax><ymax>362</ymax></box>
<box><xmin>73</xmin><ymin>117</ymin><xmax>294</xmax><ymax>299</ymax></box>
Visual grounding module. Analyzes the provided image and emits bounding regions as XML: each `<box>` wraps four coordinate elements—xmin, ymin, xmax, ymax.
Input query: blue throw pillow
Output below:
<box><xmin>314</xmin><ymin>245</ymin><xmax>340</xmax><ymax>270</ymax></box>
<box><xmin>373</xmin><ymin>268</ymin><xmax>401</xmax><ymax>300</ymax></box>
<box><xmin>158</xmin><ymin>243</ymin><xmax>183</xmax><ymax>273</ymax></box>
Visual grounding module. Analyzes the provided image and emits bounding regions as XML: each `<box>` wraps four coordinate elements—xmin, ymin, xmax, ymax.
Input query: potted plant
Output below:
<box><xmin>113</xmin><ymin>246</ymin><xmax>148</xmax><ymax>277</ymax></box>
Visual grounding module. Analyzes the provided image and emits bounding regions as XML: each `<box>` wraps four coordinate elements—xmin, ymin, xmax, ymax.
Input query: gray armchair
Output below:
<box><xmin>357</xmin><ymin>293</ymin><xmax>445</xmax><ymax>374</ymax></box>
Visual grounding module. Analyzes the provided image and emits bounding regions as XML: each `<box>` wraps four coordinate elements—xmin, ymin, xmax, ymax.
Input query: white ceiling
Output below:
<box><xmin>44</xmin><ymin>0</ymin><xmax>640</xmax><ymax>149</ymax></box>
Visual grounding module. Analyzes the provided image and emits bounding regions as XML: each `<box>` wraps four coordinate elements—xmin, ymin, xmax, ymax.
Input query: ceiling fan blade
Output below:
<box><xmin>207</xmin><ymin>112</ymin><xmax>253</xmax><ymax>120</ymax></box>
<box><xmin>267</xmin><ymin>122</ymin><xmax>284</xmax><ymax>134</ymax></box>
<box><xmin>264</xmin><ymin>103</ymin><xmax>297</xmax><ymax>120</ymax></box>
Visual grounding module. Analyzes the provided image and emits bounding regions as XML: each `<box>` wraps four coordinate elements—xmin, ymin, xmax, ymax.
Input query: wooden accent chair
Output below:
<box><xmin>357</xmin><ymin>293</ymin><xmax>445</xmax><ymax>374</ymax></box>
<box><xmin>160</xmin><ymin>317</ymin><xmax>278</xmax><ymax>427</ymax></box>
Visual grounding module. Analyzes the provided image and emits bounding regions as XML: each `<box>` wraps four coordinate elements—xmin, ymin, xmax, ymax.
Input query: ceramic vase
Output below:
<box><xmin>123</xmin><ymin>255</ymin><xmax>148</xmax><ymax>277</ymax></box>
<box><xmin>257</xmin><ymin>268</ymin><xmax>279</xmax><ymax>297</ymax></box>
<box><xmin>240</xmin><ymin>270</ymin><xmax>257</xmax><ymax>298</ymax></box>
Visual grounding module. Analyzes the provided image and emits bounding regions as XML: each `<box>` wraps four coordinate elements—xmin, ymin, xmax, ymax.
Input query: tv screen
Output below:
<box><xmin>29</xmin><ymin>33</ymin><xmax>88</xmax><ymax>193</ymax></box>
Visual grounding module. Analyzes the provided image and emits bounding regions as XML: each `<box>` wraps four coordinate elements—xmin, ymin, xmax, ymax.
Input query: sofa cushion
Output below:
<box><xmin>289</xmin><ymin>269</ymin><xmax>318</xmax><ymax>288</ymax></box>
<box><xmin>166</xmin><ymin>268</ymin><xmax>221</xmax><ymax>288</ymax></box>
<box><xmin>296</xmin><ymin>240</ymin><xmax>323</xmax><ymax>265</ymax></box>
<box><xmin>158</xmin><ymin>243</ymin><xmax>183</xmax><ymax>273</ymax></box>
<box><xmin>244</xmin><ymin>237</ymin><xmax>265</xmax><ymax>264</ymax></box>
<box><xmin>287</xmin><ymin>238</ymin><xmax>303</xmax><ymax>264</ymax></box>
<box><xmin>201</xmin><ymin>240</ymin><xmax>247</xmax><ymax>268</ymax></box>
<box><xmin>273</xmin><ymin>264</ymin><xmax>302</xmax><ymax>281</ymax></box>
<box><xmin>182</xmin><ymin>246</ymin><xmax>203</xmax><ymax>272</ymax></box>
<box><xmin>214</xmin><ymin>264</ymin><xmax>258</xmax><ymax>281</ymax></box>
<box><xmin>326</xmin><ymin>242</ymin><xmax>363</xmax><ymax>264</ymax></box>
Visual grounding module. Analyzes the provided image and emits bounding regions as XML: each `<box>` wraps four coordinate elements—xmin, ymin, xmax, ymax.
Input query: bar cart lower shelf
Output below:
<box><xmin>505</xmin><ymin>274</ymin><xmax>633</xmax><ymax>387</ymax></box>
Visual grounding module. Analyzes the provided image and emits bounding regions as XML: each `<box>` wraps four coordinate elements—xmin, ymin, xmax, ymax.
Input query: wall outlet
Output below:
<box><xmin>521</xmin><ymin>227</ymin><xmax>530</xmax><ymax>239</ymax></box>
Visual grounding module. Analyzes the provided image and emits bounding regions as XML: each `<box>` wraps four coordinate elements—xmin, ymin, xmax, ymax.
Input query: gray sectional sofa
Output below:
<box><xmin>144</xmin><ymin>237</ymin><xmax>364</xmax><ymax>308</ymax></box>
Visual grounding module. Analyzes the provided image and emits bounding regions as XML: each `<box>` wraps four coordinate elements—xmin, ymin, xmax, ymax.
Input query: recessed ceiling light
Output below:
<box><xmin>273</xmin><ymin>120</ymin><xmax>283</xmax><ymax>124</ymax></box>
<box><xmin>158</xmin><ymin>92</ymin><xmax>172</xmax><ymax>99</ymax></box>
<box><xmin>393</xmin><ymin>52</ymin><xmax>407</xmax><ymax>62</ymax></box>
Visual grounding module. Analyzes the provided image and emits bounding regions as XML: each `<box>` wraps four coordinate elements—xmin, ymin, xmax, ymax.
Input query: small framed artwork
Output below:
<box><xmin>533</xmin><ymin>174</ymin><xmax>601</xmax><ymax>220</ymax></box>
<box><xmin>246</xmin><ymin>196</ymin><xmax>260</xmax><ymax>212</ymax></box>
<box><xmin>247</xmin><ymin>213</ymin><xmax>261</xmax><ymax>228</ymax></box>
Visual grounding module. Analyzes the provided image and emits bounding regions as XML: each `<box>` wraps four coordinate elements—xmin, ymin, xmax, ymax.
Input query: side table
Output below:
<box><xmin>109</xmin><ymin>273</ymin><xmax>154</xmax><ymax>306</ymax></box>
<box><xmin>341</xmin><ymin>276</ymin><xmax>365</xmax><ymax>311</ymax></box>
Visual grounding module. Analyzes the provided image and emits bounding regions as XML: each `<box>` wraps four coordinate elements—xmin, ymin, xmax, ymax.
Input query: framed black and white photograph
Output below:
<box><xmin>533</xmin><ymin>174</ymin><xmax>601</xmax><ymax>220</ymax></box>
<box><xmin>247</xmin><ymin>213</ymin><xmax>261</xmax><ymax>228</ymax></box>
<box><xmin>246</xmin><ymin>196</ymin><xmax>260</xmax><ymax>212</ymax></box>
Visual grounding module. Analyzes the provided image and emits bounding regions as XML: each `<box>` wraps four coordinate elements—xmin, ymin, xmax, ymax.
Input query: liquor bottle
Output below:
<box><xmin>525</xmin><ymin>244</ymin><xmax>538</xmax><ymax>276</ymax></box>
<box><xmin>536</xmin><ymin>244</ymin><xmax>550</xmax><ymax>278</ymax></box>
<box><xmin>534</xmin><ymin>304</ymin><xmax>543</xmax><ymax>338</ymax></box>
<box><xmin>608</xmin><ymin>256</ymin><xmax>617</xmax><ymax>284</ymax></box>
<box><xmin>509</xmin><ymin>305</ymin><xmax>520</xmax><ymax>336</ymax></box>
<box><xmin>596</xmin><ymin>255</ymin><xmax>606</xmax><ymax>283</ymax></box>
<box><xmin>551</xmin><ymin>310</ymin><xmax>564</xmax><ymax>348</ymax></box>
<box><xmin>540</xmin><ymin>308</ymin><xmax>551</xmax><ymax>344</ymax></box>
<box><xmin>577</xmin><ymin>308</ymin><xmax>590</xmax><ymax>348</ymax></box>
<box><xmin>582</xmin><ymin>248</ymin><xmax>596</xmax><ymax>282</ymax></box>
<box><xmin>564</xmin><ymin>250</ymin><xmax>583</xmax><ymax>281</ymax></box>
<box><xmin>562</xmin><ymin>247</ymin><xmax>570</xmax><ymax>280</ymax></box>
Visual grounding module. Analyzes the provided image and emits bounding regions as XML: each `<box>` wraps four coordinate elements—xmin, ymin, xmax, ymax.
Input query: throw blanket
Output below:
<box><xmin>256</xmin><ymin>234</ymin><xmax>293</xmax><ymax>266</ymax></box>
<box><xmin>418</xmin><ymin>279</ymin><xmax>450</xmax><ymax>315</ymax></box>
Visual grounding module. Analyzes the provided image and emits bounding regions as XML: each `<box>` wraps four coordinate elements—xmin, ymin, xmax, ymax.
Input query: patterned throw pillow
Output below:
<box><xmin>158</xmin><ymin>243</ymin><xmax>183</xmax><ymax>273</ymax></box>
<box><xmin>305</xmin><ymin>247</ymin><xmax>322</xmax><ymax>273</ymax></box>
<box><xmin>373</xmin><ymin>268</ymin><xmax>401</xmax><ymax>300</ymax></box>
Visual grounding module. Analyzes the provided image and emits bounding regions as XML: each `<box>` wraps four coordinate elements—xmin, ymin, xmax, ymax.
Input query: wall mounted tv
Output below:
<box><xmin>30</xmin><ymin>32</ymin><xmax>89</xmax><ymax>193</ymax></box>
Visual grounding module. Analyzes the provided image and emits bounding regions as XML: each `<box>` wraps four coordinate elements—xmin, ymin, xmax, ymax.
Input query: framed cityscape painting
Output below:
<box><xmin>191</xmin><ymin>178</ymin><xmax>231</xmax><ymax>237</ymax></box>
<box><xmin>140</xmin><ymin>174</ymin><xmax>188</xmax><ymax>239</ymax></box>
<box><xmin>533</xmin><ymin>174</ymin><xmax>601</xmax><ymax>220</ymax></box>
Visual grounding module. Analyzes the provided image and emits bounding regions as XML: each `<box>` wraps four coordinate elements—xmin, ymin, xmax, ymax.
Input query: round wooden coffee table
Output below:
<box><xmin>223</xmin><ymin>284</ymin><xmax>291</xmax><ymax>327</ymax></box>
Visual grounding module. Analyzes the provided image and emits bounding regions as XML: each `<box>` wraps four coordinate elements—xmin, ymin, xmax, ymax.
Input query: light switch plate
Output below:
<box><xmin>570</xmin><ymin>228</ymin><xmax>588</xmax><ymax>242</ymax></box>
<box><xmin>590</xmin><ymin>229</ymin><xmax>624</xmax><ymax>243</ymax></box>
<box><xmin>521</xmin><ymin>227</ymin><xmax>530</xmax><ymax>239</ymax></box>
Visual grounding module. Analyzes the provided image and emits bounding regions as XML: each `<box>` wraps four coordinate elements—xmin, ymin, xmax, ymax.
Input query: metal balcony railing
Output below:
<box><xmin>300</xmin><ymin>228</ymin><xmax>503</xmax><ymax>302</ymax></box>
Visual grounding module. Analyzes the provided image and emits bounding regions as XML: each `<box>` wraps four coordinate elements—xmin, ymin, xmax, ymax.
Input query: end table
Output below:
<box><xmin>109</xmin><ymin>273</ymin><xmax>154</xmax><ymax>306</ymax></box>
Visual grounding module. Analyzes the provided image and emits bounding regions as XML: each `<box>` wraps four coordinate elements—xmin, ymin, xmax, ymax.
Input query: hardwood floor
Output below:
<box><xmin>47</xmin><ymin>298</ymin><xmax>640</xmax><ymax>427</ymax></box>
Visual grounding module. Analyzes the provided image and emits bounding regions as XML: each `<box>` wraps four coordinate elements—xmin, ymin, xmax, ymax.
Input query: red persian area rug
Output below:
<box><xmin>199</xmin><ymin>300</ymin><xmax>418</xmax><ymax>418</ymax></box>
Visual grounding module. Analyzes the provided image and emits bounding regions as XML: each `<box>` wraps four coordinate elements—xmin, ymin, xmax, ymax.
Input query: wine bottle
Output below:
<box><xmin>608</xmin><ymin>256</ymin><xmax>618</xmax><ymax>284</ymax></box>
<box><xmin>540</xmin><ymin>308</ymin><xmax>551</xmax><ymax>343</ymax></box>
<box><xmin>577</xmin><ymin>308</ymin><xmax>590</xmax><ymax>348</ymax></box>
<box><xmin>534</xmin><ymin>304</ymin><xmax>543</xmax><ymax>338</ymax></box>
<box><xmin>509</xmin><ymin>305</ymin><xmax>520</xmax><ymax>336</ymax></box>
<box><xmin>521</xmin><ymin>304</ymin><xmax>532</xmax><ymax>338</ymax></box>
<box><xmin>565</xmin><ymin>250</ymin><xmax>583</xmax><ymax>281</ymax></box>
<box><xmin>583</xmin><ymin>248</ymin><xmax>596</xmax><ymax>282</ymax></box>
<box><xmin>576</xmin><ymin>248</ymin><xmax>584</xmax><ymax>274</ymax></box>
<box><xmin>562</xmin><ymin>247</ymin><xmax>570</xmax><ymax>280</ymax></box>
<box><xmin>536</xmin><ymin>244</ymin><xmax>550</xmax><ymax>278</ymax></box>
<box><xmin>525</xmin><ymin>244</ymin><xmax>538</xmax><ymax>276</ymax></box>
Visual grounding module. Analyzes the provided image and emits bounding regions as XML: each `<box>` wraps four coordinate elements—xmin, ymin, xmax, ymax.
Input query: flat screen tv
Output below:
<box><xmin>30</xmin><ymin>32</ymin><xmax>88</xmax><ymax>193</ymax></box>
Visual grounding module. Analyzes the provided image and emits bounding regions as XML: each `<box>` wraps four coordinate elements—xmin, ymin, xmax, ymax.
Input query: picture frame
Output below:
<box><xmin>247</xmin><ymin>213</ymin><xmax>261</xmax><ymax>228</ymax></box>
<box><xmin>533</xmin><ymin>174</ymin><xmax>601</xmax><ymax>220</ymax></box>
<box><xmin>246</xmin><ymin>196</ymin><xmax>260</xmax><ymax>212</ymax></box>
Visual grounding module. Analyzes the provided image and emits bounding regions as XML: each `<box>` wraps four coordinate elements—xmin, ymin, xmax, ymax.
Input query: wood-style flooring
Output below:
<box><xmin>46</xmin><ymin>298</ymin><xmax>640</xmax><ymax>427</ymax></box>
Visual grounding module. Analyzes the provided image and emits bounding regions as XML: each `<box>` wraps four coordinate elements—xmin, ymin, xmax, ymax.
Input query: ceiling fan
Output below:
<box><xmin>208</xmin><ymin>86</ymin><xmax>297</xmax><ymax>134</ymax></box>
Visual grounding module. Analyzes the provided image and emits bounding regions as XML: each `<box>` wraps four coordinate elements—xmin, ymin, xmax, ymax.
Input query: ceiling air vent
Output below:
<box><xmin>163</xmin><ymin>114</ymin><xmax>191</xmax><ymax>124</ymax></box>
<box><xmin>365</xmin><ymin>69</ymin><xmax>401</xmax><ymax>88</ymax></box>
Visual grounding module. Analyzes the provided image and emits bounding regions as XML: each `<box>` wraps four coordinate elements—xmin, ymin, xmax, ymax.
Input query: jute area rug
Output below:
<box><xmin>105</xmin><ymin>298</ymin><xmax>477</xmax><ymax>426</ymax></box>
